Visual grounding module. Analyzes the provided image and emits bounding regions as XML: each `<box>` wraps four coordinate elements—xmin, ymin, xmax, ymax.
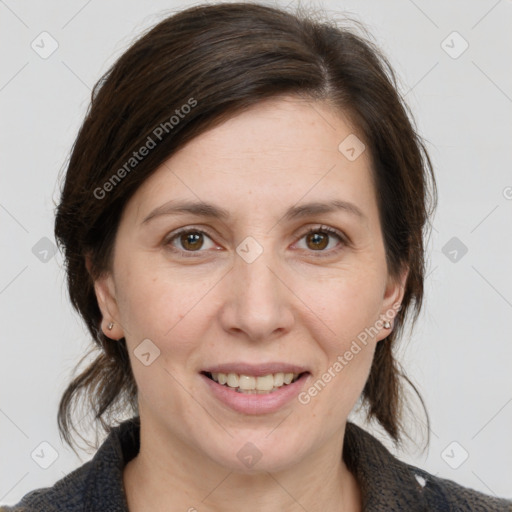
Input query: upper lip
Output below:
<box><xmin>201</xmin><ymin>362</ymin><xmax>309</xmax><ymax>377</ymax></box>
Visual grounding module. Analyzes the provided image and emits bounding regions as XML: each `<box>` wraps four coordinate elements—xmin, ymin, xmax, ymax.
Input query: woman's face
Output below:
<box><xmin>94</xmin><ymin>95</ymin><xmax>405</xmax><ymax>472</ymax></box>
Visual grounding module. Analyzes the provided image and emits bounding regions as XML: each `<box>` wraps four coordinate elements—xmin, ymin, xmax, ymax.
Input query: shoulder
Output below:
<box><xmin>344</xmin><ymin>422</ymin><xmax>512</xmax><ymax>511</ymax></box>
<box><xmin>0</xmin><ymin>417</ymin><xmax>139</xmax><ymax>512</ymax></box>
<box><xmin>407</xmin><ymin>463</ymin><xmax>512</xmax><ymax>511</ymax></box>
<box><xmin>0</xmin><ymin>460</ymin><xmax>93</xmax><ymax>512</ymax></box>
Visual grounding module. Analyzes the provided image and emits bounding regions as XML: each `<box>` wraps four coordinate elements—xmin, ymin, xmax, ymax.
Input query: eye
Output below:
<box><xmin>164</xmin><ymin>227</ymin><xmax>217</xmax><ymax>257</ymax></box>
<box><xmin>164</xmin><ymin>224</ymin><xmax>347</xmax><ymax>258</ymax></box>
<box><xmin>294</xmin><ymin>225</ymin><xmax>347</xmax><ymax>256</ymax></box>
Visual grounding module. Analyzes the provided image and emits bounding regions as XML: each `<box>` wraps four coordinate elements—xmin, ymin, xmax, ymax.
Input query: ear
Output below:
<box><xmin>375</xmin><ymin>265</ymin><xmax>409</xmax><ymax>342</ymax></box>
<box><xmin>85</xmin><ymin>253</ymin><xmax>124</xmax><ymax>340</ymax></box>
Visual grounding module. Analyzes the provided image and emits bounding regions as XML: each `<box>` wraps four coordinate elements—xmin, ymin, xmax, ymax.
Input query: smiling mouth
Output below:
<box><xmin>201</xmin><ymin>371</ymin><xmax>308</xmax><ymax>394</ymax></box>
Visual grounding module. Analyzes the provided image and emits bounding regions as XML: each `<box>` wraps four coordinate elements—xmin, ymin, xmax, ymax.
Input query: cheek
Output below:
<box><xmin>114</xmin><ymin>262</ymin><xmax>208</xmax><ymax>412</ymax></box>
<box><xmin>298</xmin><ymin>274</ymin><xmax>381</xmax><ymax>417</ymax></box>
<box><xmin>295</xmin><ymin>268</ymin><xmax>384</xmax><ymax>407</ymax></box>
<box><xmin>115</xmin><ymin>258</ymin><xmax>218</xmax><ymax>353</ymax></box>
<box><xmin>298</xmin><ymin>266</ymin><xmax>385</xmax><ymax>344</ymax></box>
<box><xmin>114</xmin><ymin>237</ymin><xmax>386</xmax><ymax>355</ymax></box>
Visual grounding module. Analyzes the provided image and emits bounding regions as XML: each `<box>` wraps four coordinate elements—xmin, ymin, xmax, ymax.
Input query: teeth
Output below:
<box><xmin>239</xmin><ymin>375</ymin><xmax>256</xmax><ymax>390</ymax></box>
<box><xmin>274</xmin><ymin>373</ymin><xmax>284</xmax><ymax>387</ymax></box>
<box><xmin>227</xmin><ymin>373</ymin><xmax>239</xmax><ymax>388</ymax></box>
<box><xmin>209</xmin><ymin>372</ymin><xmax>300</xmax><ymax>391</ymax></box>
<box><xmin>256</xmin><ymin>375</ymin><xmax>274</xmax><ymax>391</ymax></box>
<box><xmin>283</xmin><ymin>373</ymin><xmax>294</xmax><ymax>385</ymax></box>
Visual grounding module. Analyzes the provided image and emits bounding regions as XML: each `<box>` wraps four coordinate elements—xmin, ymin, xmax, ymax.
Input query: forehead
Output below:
<box><xmin>129</xmin><ymin>96</ymin><xmax>378</xmax><ymax>227</ymax></box>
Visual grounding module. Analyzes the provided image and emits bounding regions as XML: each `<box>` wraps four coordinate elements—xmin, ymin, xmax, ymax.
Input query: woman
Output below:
<box><xmin>3</xmin><ymin>2</ymin><xmax>511</xmax><ymax>511</ymax></box>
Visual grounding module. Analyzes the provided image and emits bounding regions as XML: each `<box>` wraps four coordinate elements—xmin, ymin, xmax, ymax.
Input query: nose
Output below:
<box><xmin>219</xmin><ymin>241</ymin><xmax>295</xmax><ymax>343</ymax></box>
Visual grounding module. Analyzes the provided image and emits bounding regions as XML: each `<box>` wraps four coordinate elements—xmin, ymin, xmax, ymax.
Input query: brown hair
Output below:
<box><xmin>55</xmin><ymin>1</ymin><xmax>436</xmax><ymax>452</ymax></box>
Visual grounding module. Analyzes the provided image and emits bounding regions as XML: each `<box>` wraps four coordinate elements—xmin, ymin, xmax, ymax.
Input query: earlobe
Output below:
<box><xmin>377</xmin><ymin>266</ymin><xmax>409</xmax><ymax>340</ymax></box>
<box><xmin>86</xmin><ymin>253</ymin><xmax>124</xmax><ymax>340</ymax></box>
<box><xmin>95</xmin><ymin>275</ymin><xmax>125</xmax><ymax>340</ymax></box>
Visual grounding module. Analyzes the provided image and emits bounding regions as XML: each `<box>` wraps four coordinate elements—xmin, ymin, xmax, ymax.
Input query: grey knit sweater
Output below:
<box><xmin>2</xmin><ymin>417</ymin><xmax>511</xmax><ymax>511</ymax></box>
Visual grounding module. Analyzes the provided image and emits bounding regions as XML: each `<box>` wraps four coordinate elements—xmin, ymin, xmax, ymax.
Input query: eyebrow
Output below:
<box><xmin>141</xmin><ymin>198</ymin><xmax>366</xmax><ymax>225</ymax></box>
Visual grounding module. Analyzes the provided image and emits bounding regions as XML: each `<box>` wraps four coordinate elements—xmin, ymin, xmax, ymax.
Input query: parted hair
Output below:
<box><xmin>54</xmin><ymin>1</ymin><xmax>437</xmax><ymax>451</ymax></box>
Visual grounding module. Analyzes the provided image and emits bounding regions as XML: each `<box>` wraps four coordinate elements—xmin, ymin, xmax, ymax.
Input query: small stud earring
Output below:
<box><xmin>107</xmin><ymin>322</ymin><xmax>114</xmax><ymax>330</ymax></box>
<box><xmin>383</xmin><ymin>321</ymin><xmax>392</xmax><ymax>329</ymax></box>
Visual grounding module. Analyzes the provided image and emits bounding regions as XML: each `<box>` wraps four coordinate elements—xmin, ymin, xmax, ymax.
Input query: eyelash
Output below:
<box><xmin>163</xmin><ymin>225</ymin><xmax>348</xmax><ymax>258</ymax></box>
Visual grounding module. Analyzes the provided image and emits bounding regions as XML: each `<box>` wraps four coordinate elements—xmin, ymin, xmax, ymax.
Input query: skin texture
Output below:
<box><xmin>92</xmin><ymin>95</ymin><xmax>407</xmax><ymax>512</ymax></box>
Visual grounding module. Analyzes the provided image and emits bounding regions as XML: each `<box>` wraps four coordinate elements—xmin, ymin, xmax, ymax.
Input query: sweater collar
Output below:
<box><xmin>83</xmin><ymin>416</ymin><xmax>429</xmax><ymax>511</ymax></box>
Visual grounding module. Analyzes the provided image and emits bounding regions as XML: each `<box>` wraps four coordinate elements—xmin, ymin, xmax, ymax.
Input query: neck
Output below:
<box><xmin>122</xmin><ymin>420</ymin><xmax>362</xmax><ymax>512</ymax></box>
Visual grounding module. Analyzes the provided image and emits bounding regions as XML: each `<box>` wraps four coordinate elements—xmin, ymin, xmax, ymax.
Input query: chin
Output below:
<box><xmin>201</xmin><ymin>434</ymin><xmax>308</xmax><ymax>474</ymax></box>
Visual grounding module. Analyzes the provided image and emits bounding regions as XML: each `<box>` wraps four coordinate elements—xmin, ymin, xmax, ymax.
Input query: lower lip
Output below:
<box><xmin>200</xmin><ymin>373</ymin><xmax>310</xmax><ymax>414</ymax></box>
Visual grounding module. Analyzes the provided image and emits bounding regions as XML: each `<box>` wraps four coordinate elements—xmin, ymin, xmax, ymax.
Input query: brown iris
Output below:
<box><xmin>306</xmin><ymin>231</ymin><xmax>329</xmax><ymax>250</ymax></box>
<box><xmin>180</xmin><ymin>232</ymin><xmax>204</xmax><ymax>251</ymax></box>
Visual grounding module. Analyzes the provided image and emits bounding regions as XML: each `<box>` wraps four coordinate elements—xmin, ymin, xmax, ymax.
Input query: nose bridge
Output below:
<box><xmin>226</xmin><ymin>233</ymin><xmax>292</xmax><ymax>339</ymax></box>
<box><xmin>236</xmin><ymin>234</ymin><xmax>281</xmax><ymax>305</ymax></box>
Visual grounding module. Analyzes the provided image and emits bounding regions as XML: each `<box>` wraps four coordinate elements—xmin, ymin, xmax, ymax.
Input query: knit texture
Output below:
<box><xmin>2</xmin><ymin>416</ymin><xmax>511</xmax><ymax>511</ymax></box>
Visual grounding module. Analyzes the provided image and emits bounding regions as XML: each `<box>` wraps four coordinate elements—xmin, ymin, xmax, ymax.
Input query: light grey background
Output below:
<box><xmin>1</xmin><ymin>0</ymin><xmax>511</xmax><ymax>505</ymax></box>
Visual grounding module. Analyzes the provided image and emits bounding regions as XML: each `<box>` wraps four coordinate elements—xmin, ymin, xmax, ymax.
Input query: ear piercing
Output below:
<box><xmin>382</xmin><ymin>303</ymin><xmax>402</xmax><ymax>329</ymax></box>
<box><xmin>106</xmin><ymin>318</ymin><xmax>394</xmax><ymax>332</ymax></box>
